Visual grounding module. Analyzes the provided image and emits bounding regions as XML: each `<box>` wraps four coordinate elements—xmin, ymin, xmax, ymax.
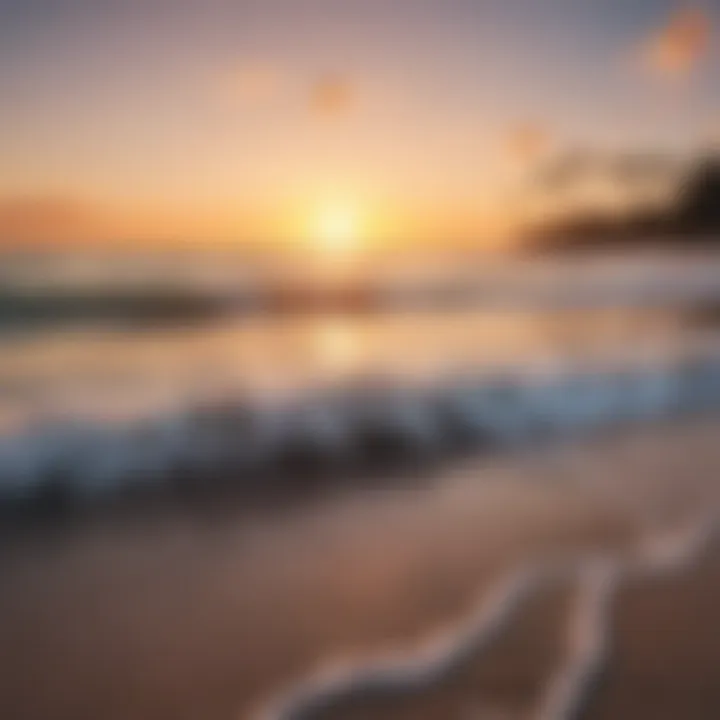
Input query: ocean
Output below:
<box><xmin>2</xmin><ymin>248</ymin><xmax>720</xmax><ymax>508</ymax></box>
<box><xmin>4</xmin><ymin>248</ymin><xmax>720</xmax><ymax>720</ymax></box>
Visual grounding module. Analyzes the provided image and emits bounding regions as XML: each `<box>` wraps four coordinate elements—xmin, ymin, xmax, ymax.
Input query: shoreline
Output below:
<box><xmin>2</xmin><ymin>418</ymin><xmax>720</xmax><ymax>717</ymax></box>
<box><xmin>3</xmin><ymin>342</ymin><xmax>720</xmax><ymax>517</ymax></box>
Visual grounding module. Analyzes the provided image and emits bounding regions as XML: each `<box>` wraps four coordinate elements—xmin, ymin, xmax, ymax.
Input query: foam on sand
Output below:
<box><xmin>254</xmin><ymin>516</ymin><xmax>718</xmax><ymax>720</ymax></box>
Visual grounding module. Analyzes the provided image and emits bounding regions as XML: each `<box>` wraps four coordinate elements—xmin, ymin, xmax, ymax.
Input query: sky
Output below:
<box><xmin>0</xmin><ymin>0</ymin><xmax>718</xmax><ymax>250</ymax></box>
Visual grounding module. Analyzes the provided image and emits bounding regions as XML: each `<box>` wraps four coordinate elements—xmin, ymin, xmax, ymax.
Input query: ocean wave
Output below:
<box><xmin>2</xmin><ymin>346</ymin><xmax>720</xmax><ymax>511</ymax></box>
<box><xmin>0</xmin><ymin>287</ymin><xmax>244</xmax><ymax>329</ymax></box>
<box><xmin>5</xmin><ymin>252</ymin><xmax>720</xmax><ymax>329</ymax></box>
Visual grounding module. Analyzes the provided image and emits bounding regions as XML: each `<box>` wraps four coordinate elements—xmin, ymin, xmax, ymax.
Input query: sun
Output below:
<box><xmin>314</xmin><ymin>204</ymin><xmax>361</xmax><ymax>254</ymax></box>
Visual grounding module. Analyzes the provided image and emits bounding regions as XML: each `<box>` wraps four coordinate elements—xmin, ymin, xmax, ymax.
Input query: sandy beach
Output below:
<box><xmin>5</xmin><ymin>0</ymin><xmax>720</xmax><ymax>716</ymax></box>
<box><xmin>0</xmin><ymin>417</ymin><xmax>719</xmax><ymax>719</ymax></box>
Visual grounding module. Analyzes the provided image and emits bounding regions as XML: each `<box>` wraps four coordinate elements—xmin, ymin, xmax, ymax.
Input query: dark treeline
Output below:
<box><xmin>528</xmin><ymin>155</ymin><xmax>720</xmax><ymax>250</ymax></box>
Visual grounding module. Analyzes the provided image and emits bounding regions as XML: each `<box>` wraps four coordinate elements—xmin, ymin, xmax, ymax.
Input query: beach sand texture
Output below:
<box><xmin>1</xmin><ymin>419</ymin><xmax>720</xmax><ymax>719</ymax></box>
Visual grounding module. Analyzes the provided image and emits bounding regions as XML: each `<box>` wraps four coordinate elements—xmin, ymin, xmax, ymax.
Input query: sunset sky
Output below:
<box><xmin>0</xmin><ymin>0</ymin><xmax>717</xmax><ymax>249</ymax></box>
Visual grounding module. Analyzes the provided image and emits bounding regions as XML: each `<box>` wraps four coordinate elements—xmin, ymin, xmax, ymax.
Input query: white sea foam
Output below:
<box><xmin>252</xmin><ymin>516</ymin><xmax>718</xmax><ymax>720</ymax></box>
<box><xmin>3</xmin><ymin>346</ymin><xmax>720</xmax><ymax>507</ymax></box>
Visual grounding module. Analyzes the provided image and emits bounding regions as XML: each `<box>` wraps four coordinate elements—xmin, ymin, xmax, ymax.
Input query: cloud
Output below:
<box><xmin>503</xmin><ymin>123</ymin><xmax>550</xmax><ymax>165</ymax></box>
<box><xmin>214</xmin><ymin>65</ymin><xmax>359</xmax><ymax>119</ymax></box>
<box><xmin>538</xmin><ymin>149</ymin><xmax>598</xmax><ymax>189</ymax></box>
<box><xmin>641</xmin><ymin>8</ymin><xmax>711</xmax><ymax>78</ymax></box>
<box><xmin>310</xmin><ymin>75</ymin><xmax>357</xmax><ymax>118</ymax></box>
<box><xmin>699</xmin><ymin>119</ymin><xmax>720</xmax><ymax>149</ymax></box>
<box><xmin>215</xmin><ymin>62</ymin><xmax>285</xmax><ymax>108</ymax></box>
<box><xmin>611</xmin><ymin>152</ymin><xmax>679</xmax><ymax>183</ymax></box>
<box><xmin>537</xmin><ymin>150</ymin><xmax>680</xmax><ymax>194</ymax></box>
<box><xmin>0</xmin><ymin>196</ymin><xmax>101</xmax><ymax>244</ymax></box>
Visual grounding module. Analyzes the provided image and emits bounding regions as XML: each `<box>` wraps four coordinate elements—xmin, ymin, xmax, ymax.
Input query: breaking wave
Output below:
<box><xmin>3</xmin><ymin>343</ymin><xmax>720</xmax><ymax>510</ymax></box>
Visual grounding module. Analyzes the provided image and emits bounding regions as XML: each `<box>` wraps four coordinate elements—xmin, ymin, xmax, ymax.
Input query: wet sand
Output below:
<box><xmin>1</xmin><ymin>419</ymin><xmax>720</xmax><ymax>719</ymax></box>
<box><xmin>585</xmin><ymin>542</ymin><xmax>720</xmax><ymax>720</ymax></box>
<box><xmin>302</xmin><ymin>578</ymin><xmax>577</xmax><ymax>720</ymax></box>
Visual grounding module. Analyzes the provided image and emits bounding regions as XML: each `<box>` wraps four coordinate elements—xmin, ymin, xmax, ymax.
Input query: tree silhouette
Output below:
<box><xmin>675</xmin><ymin>156</ymin><xmax>720</xmax><ymax>232</ymax></box>
<box><xmin>530</xmin><ymin>153</ymin><xmax>720</xmax><ymax>249</ymax></box>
